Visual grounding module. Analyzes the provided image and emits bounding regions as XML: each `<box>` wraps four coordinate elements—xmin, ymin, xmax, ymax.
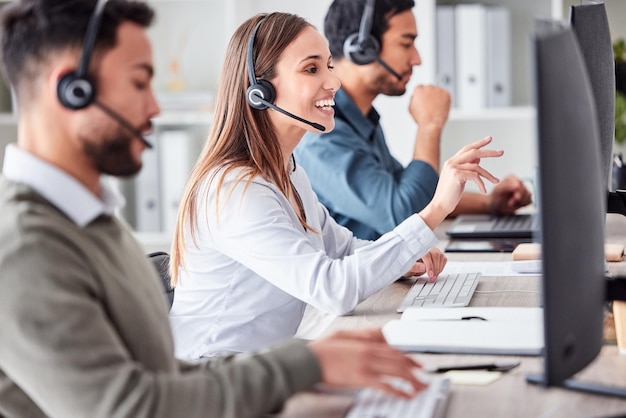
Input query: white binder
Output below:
<box><xmin>158</xmin><ymin>129</ymin><xmax>194</xmax><ymax>235</ymax></box>
<box><xmin>436</xmin><ymin>6</ymin><xmax>456</xmax><ymax>107</ymax></box>
<box><xmin>134</xmin><ymin>132</ymin><xmax>162</xmax><ymax>232</ymax></box>
<box><xmin>486</xmin><ymin>7</ymin><xmax>512</xmax><ymax>107</ymax></box>
<box><xmin>455</xmin><ymin>4</ymin><xmax>487</xmax><ymax>109</ymax></box>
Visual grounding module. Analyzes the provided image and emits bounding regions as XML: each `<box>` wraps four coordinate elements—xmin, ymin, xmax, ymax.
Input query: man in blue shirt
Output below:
<box><xmin>295</xmin><ymin>0</ymin><xmax>531</xmax><ymax>240</ymax></box>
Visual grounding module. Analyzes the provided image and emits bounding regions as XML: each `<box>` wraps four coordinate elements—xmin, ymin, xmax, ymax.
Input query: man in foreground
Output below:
<box><xmin>0</xmin><ymin>1</ymin><xmax>426</xmax><ymax>416</ymax></box>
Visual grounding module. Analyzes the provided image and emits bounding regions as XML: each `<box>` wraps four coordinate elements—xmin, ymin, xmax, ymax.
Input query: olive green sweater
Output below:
<box><xmin>0</xmin><ymin>178</ymin><xmax>321</xmax><ymax>418</ymax></box>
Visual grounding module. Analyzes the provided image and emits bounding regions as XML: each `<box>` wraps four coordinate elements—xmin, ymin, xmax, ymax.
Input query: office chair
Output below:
<box><xmin>147</xmin><ymin>251</ymin><xmax>174</xmax><ymax>310</ymax></box>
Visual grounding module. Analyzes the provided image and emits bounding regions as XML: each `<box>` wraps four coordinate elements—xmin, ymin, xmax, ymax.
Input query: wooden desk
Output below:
<box><xmin>279</xmin><ymin>215</ymin><xmax>626</xmax><ymax>417</ymax></box>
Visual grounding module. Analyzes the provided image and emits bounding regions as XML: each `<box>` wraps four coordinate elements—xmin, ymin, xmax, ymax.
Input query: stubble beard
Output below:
<box><xmin>373</xmin><ymin>71</ymin><xmax>407</xmax><ymax>97</ymax></box>
<box><xmin>82</xmin><ymin>125</ymin><xmax>143</xmax><ymax>177</ymax></box>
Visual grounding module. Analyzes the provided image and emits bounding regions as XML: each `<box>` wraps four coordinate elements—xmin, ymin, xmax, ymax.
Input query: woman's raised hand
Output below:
<box><xmin>419</xmin><ymin>136</ymin><xmax>503</xmax><ymax>230</ymax></box>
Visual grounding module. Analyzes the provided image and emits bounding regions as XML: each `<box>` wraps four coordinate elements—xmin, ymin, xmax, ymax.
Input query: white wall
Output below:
<box><xmin>235</xmin><ymin>0</ymin><xmax>332</xmax><ymax>33</ymax></box>
<box><xmin>147</xmin><ymin>1</ymin><xmax>226</xmax><ymax>93</ymax></box>
<box><xmin>146</xmin><ymin>0</ymin><xmax>333</xmax><ymax>94</ymax></box>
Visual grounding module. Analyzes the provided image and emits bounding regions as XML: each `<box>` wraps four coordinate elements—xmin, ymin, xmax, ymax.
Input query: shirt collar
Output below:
<box><xmin>2</xmin><ymin>144</ymin><xmax>125</xmax><ymax>227</ymax></box>
<box><xmin>334</xmin><ymin>88</ymin><xmax>380</xmax><ymax>141</ymax></box>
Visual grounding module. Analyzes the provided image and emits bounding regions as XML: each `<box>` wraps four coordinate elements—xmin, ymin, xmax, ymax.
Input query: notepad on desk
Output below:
<box><xmin>382</xmin><ymin>307</ymin><xmax>544</xmax><ymax>356</ymax></box>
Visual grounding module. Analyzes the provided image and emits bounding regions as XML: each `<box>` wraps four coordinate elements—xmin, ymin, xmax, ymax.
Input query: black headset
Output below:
<box><xmin>343</xmin><ymin>0</ymin><xmax>379</xmax><ymax>65</ymax></box>
<box><xmin>245</xmin><ymin>16</ymin><xmax>325</xmax><ymax>131</ymax></box>
<box><xmin>342</xmin><ymin>0</ymin><xmax>402</xmax><ymax>80</ymax></box>
<box><xmin>55</xmin><ymin>0</ymin><xmax>152</xmax><ymax>147</ymax></box>
<box><xmin>57</xmin><ymin>0</ymin><xmax>108</xmax><ymax>110</ymax></box>
<box><xmin>246</xmin><ymin>18</ymin><xmax>276</xmax><ymax>110</ymax></box>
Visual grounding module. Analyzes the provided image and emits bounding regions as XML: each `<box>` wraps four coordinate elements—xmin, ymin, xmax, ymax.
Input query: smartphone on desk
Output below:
<box><xmin>445</xmin><ymin>238</ymin><xmax>531</xmax><ymax>253</ymax></box>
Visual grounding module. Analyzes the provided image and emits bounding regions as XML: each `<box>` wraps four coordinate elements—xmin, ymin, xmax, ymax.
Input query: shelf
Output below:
<box><xmin>448</xmin><ymin>106</ymin><xmax>535</xmax><ymax>122</ymax></box>
<box><xmin>0</xmin><ymin>111</ymin><xmax>211</xmax><ymax>127</ymax></box>
<box><xmin>154</xmin><ymin>110</ymin><xmax>213</xmax><ymax>126</ymax></box>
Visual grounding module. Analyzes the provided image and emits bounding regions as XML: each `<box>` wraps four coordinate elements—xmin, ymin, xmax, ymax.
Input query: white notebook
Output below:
<box><xmin>383</xmin><ymin>307</ymin><xmax>544</xmax><ymax>355</ymax></box>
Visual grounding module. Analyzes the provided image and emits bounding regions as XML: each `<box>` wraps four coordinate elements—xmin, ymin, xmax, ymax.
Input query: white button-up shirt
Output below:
<box><xmin>2</xmin><ymin>144</ymin><xmax>124</xmax><ymax>225</ymax></box>
<box><xmin>169</xmin><ymin>165</ymin><xmax>437</xmax><ymax>359</ymax></box>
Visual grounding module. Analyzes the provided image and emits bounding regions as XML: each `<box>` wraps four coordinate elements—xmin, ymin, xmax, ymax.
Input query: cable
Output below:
<box><xmin>475</xmin><ymin>290</ymin><xmax>541</xmax><ymax>295</ymax></box>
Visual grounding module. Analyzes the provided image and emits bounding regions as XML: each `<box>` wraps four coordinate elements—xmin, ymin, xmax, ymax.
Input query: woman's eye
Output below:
<box><xmin>306</xmin><ymin>66</ymin><xmax>318</xmax><ymax>74</ymax></box>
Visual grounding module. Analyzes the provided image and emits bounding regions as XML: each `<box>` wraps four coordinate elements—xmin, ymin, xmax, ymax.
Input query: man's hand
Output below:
<box><xmin>489</xmin><ymin>175</ymin><xmax>532</xmax><ymax>215</ymax></box>
<box><xmin>410</xmin><ymin>85</ymin><xmax>451</xmax><ymax>172</ymax></box>
<box><xmin>403</xmin><ymin>248</ymin><xmax>447</xmax><ymax>282</ymax></box>
<box><xmin>409</xmin><ymin>85</ymin><xmax>450</xmax><ymax>129</ymax></box>
<box><xmin>308</xmin><ymin>328</ymin><xmax>427</xmax><ymax>398</ymax></box>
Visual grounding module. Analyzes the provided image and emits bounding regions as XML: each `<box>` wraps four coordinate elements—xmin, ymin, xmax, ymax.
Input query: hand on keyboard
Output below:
<box><xmin>345</xmin><ymin>375</ymin><xmax>451</xmax><ymax>418</ymax></box>
<box><xmin>404</xmin><ymin>248</ymin><xmax>448</xmax><ymax>282</ymax></box>
<box><xmin>308</xmin><ymin>328</ymin><xmax>428</xmax><ymax>398</ymax></box>
<box><xmin>489</xmin><ymin>174</ymin><xmax>533</xmax><ymax>214</ymax></box>
<box><xmin>397</xmin><ymin>272</ymin><xmax>481</xmax><ymax>313</ymax></box>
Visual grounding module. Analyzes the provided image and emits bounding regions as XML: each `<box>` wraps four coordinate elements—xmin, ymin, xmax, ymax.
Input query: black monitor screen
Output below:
<box><xmin>533</xmin><ymin>21</ymin><xmax>606</xmax><ymax>386</ymax></box>
<box><xmin>570</xmin><ymin>1</ymin><xmax>615</xmax><ymax>190</ymax></box>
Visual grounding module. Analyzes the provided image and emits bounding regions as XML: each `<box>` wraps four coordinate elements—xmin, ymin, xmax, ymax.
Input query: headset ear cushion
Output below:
<box><xmin>246</xmin><ymin>79</ymin><xmax>276</xmax><ymax>110</ymax></box>
<box><xmin>343</xmin><ymin>33</ymin><xmax>380</xmax><ymax>65</ymax></box>
<box><xmin>57</xmin><ymin>72</ymin><xmax>95</xmax><ymax>110</ymax></box>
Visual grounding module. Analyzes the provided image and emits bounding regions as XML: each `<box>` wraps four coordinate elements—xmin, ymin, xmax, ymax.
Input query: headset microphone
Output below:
<box><xmin>374</xmin><ymin>57</ymin><xmax>402</xmax><ymax>81</ymax></box>
<box><xmin>343</xmin><ymin>0</ymin><xmax>402</xmax><ymax>81</ymax></box>
<box><xmin>248</xmin><ymin>91</ymin><xmax>326</xmax><ymax>132</ymax></box>
<box><xmin>94</xmin><ymin>100</ymin><xmax>153</xmax><ymax>148</ymax></box>
<box><xmin>245</xmin><ymin>18</ymin><xmax>326</xmax><ymax>132</ymax></box>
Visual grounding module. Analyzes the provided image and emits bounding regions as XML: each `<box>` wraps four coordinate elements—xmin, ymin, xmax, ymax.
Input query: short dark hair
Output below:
<box><xmin>0</xmin><ymin>0</ymin><xmax>154</xmax><ymax>99</ymax></box>
<box><xmin>324</xmin><ymin>0</ymin><xmax>415</xmax><ymax>60</ymax></box>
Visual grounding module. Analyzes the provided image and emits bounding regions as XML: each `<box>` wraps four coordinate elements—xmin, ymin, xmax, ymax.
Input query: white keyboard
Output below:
<box><xmin>346</xmin><ymin>376</ymin><xmax>450</xmax><ymax>418</ymax></box>
<box><xmin>397</xmin><ymin>272</ymin><xmax>481</xmax><ymax>313</ymax></box>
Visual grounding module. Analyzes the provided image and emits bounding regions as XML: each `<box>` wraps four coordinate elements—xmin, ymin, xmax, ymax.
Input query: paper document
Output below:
<box><xmin>437</xmin><ymin>260</ymin><xmax>606</xmax><ymax>275</ymax></box>
<box><xmin>444</xmin><ymin>370</ymin><xmax>502</xmax><ymax>386</ymax></box>
<box><xmin>383</xmin><ymin>307</ymin><xmax>544</xmax><ymax>356</ymax></box>
<box><xmin>431</xmin><ymin>261</ymin><xmax>540</xmax><ymax>277</ymax></box>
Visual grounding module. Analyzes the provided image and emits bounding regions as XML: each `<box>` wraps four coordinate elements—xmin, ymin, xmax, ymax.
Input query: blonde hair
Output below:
<box><xmin>169</xmin><ymin>13</ymin><xmax>314</xmax><ymax>286</ymax></box>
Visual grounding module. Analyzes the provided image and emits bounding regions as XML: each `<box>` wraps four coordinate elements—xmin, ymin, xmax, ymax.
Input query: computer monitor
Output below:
<box><xmin>569</xmin><ymin>1</ymin><xmax>615</xmax><ymax>191</ymax></box>
<box><xmin>568</xmin><ymin>0</ymin><xmax>626</xmax><ymax>216</ymax></box>
<box><xmin>526</xmin><ymin>20</ymin><xmax>626</xmax><ymax>397</ymax></box>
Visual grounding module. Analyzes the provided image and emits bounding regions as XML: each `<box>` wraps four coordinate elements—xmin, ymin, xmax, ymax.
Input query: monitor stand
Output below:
<box><xmin>526</xmin><ymin>277</ymin><xmax>626</xmax><ymax>398</ymax></box>
<box><xmin>608</xmin><ymin>190</ymin><xmax>626</xmax><ymax>215</ymax></box>
<box><xmin>526</xmin><ymin>373</ymin><xmax>626</xmax><ymax>398</ymax></box>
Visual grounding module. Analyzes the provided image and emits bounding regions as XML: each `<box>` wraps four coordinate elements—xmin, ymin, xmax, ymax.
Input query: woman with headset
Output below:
<box><xmin>168</xmin><ymin>12</ymin><xmax>503</xmax><ymax>359</ymax></box>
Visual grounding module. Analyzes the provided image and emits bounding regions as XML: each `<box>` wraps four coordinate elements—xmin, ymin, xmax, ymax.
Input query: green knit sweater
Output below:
<box><xmin>0</xmin><ymin>177</ymin><xmax>321</xmax><ymax>418</ymax></box>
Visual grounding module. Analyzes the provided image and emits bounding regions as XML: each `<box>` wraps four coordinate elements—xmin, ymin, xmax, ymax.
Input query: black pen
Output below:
<box><xmin>425</xmin><ymin>361</ymin><xmax>520</xmax><ymax>374</ymax></box>
<box><xmin>425</xmin><ymin>316</ymin><xmax>488</xmax><ymax>321</ymax></box>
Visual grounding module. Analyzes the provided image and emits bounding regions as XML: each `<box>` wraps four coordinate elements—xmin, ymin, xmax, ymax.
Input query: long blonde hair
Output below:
<box><xmin>169</xmin><ymin>13</ymin><xmax>313</xmax><ymax>286</ymax></box>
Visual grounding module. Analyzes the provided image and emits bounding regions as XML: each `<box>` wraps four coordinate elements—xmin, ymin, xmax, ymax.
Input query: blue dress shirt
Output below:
<box><xmin>295</xmin><ymin>88</ymin><xmax>439</xmax><ymax>240</ymax></box>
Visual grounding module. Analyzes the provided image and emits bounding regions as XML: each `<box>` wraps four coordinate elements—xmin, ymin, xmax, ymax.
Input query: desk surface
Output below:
<box><xmin>278</xmin><ymin>214</ymin><xmax>626</xmax><ymax>417</ymax></box>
